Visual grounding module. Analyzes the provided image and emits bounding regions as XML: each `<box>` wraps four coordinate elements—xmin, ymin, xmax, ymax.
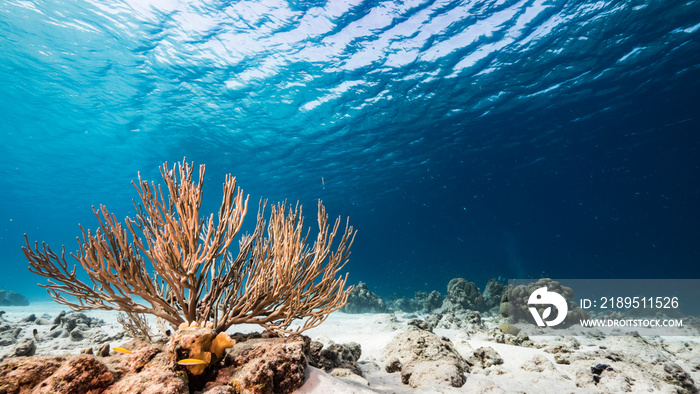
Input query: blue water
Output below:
<box><xmin>1</xmin><ymin>0</ymin><xmax>699</xmax><ymax>300</ymax></box>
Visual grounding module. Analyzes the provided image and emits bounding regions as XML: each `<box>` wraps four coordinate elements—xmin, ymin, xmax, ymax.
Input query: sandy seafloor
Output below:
<box><xmin>2</xmin><ymin>302</ymin><xmax>700</xmax><ymax>393</ymax></box>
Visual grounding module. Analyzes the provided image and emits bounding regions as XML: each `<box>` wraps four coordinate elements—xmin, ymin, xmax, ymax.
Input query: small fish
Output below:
<box><xmin>113</xmin><ymin>347</ymin><xmax>132</xmax><ymax>354</ymax></box>
<box><xmin>177</xmin><ymin>358</ymin><xmax>209</xmax><ymax>366</ymax></box>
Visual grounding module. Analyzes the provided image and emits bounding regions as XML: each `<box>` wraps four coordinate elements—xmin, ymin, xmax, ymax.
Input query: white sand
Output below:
<box><xmin>2</xmin><ymin>303</ymin><xmax>700</xmax><ymax>393</ymax></box>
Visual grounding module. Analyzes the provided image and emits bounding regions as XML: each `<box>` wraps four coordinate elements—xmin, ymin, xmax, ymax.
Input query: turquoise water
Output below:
<box><xmin>1</xmin><ymin>0</ymin><xmax>699</xmax><ymax>300</ymax></box>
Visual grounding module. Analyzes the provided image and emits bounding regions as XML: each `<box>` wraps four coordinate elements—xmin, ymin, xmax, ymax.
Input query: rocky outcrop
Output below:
<box><xmin>32</xmin><ymin>354</ymin><xmax>114</xmax><ymax>394</ymax></box>
<box><xmin>0</xmin><ymin>322</ymin><xmax>21</xmax><ymax>347</ymax></box>
<box><xmin>426</xmin><ymin>310</ymin><xmax>484</xmax><ymax>332</ymax></box>
<box><xmin>441</xmin><ymin>278</ymin><xmax>487</xmax><ymax>312</ymax></box>
<box><xmin>342</xmin><ymin>282</ymin><xmax>387</xmax><ymax>313</ymax></box>
<box><xmin>499</xmin><ymin>278</ymin><xmax>588</xmax><ymax>326</ymax></box>
<box><xmin>383</xmin><ymin>329</ymin><xmax>468</xmax><ymax>388</ymax></box>
<box><xmin>0</xmin><ymin>290</ymin><xmax>29</xmax><ymax>306</ymax></box>
<box><xmin>0</xmin><ymin>311</ymin><xmax>124</xmax><ymax>362</ymax></box>
<box><xmin>45</xmin><ymin>311</ymin><xmax>112</xmax><ymax>344</ymax></box>
<box><xmin>392</xmin><ymin>290</ymin><xmax>444</xmax><ymax>313</ymax></box>
<box><xmin>482</xmin><ymin>278</ymin><xmax>506</xmax><ymax>309</ymax></box>
<box><xmin>309</xmin><ymin>341</ymin><xmax>362</xmax><ymax>376</ymax></box>
<box><xmin>0</xmin><ymin>330</ymin><xmax>314</xmax><ymax>394</ymax></box>
<box><xmin>205</xmin><ymin>334</ymin><xmax>309</xmax><ymax>394</ymax></box>
<box><xmin>467</xmin><ymin>347</ymin><xmax>504</xmax><ymax>370</ymax></box>
<box><xmin>10</xmin><ymin>337</ymin><xmax>36</xmax><ymax>357</ymax></box>
<box><xmin>0</xmin><ymin>355</ymin><xmax>65</xmax><ymax>393</ymax></box>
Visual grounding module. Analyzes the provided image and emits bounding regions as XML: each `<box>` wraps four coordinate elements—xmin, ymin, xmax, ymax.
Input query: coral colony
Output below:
<box><xmin>22</xmin><ymin>159</ymin><xmax>355</xmax><ymax>377</ymax></box>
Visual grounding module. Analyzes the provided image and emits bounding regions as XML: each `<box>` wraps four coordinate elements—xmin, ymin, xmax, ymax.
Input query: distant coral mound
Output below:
<box><xmin>0</xmin><ymin>290</ymin><xmax>29</xmax><ymax>306</ymax></box>
<box><xmin>441</xmin><ymin>278</ymin><xmax>487</xmax><ymax>312</ymax></box>
<box><xmin>342</xmin><ymin>282</ymin><xmax>387</xmax><ymax>313</ymax></box>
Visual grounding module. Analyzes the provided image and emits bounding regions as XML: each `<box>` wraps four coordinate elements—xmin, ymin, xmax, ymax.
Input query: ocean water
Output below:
<box><xmin>1</xmin><ymin>0</ymin><xmax>699</xmax><ymax>302</ymax></box>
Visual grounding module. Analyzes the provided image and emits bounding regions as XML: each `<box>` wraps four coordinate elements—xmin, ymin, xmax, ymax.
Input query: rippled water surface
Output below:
<box><xmin>1</xmin><ymin>0</ymin><xmax>699</xmax><ymax>297</ymax></box>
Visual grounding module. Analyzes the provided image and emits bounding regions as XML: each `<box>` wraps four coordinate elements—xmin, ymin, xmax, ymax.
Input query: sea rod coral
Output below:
<box><xmin>22</xmin><ymin>159</ymin><xmax>355</xmax><ymax>334</ymax></box>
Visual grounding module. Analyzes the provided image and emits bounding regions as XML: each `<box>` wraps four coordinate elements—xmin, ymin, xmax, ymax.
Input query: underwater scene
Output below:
<box><xmin>1</xmin><ymin>0</ymin><xmax>699</xmax><ymax>392</ymax></box>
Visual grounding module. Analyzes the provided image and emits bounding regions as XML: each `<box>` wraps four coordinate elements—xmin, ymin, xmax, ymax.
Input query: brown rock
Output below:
<box><xmin>103</xmin><ymin>341</ymin><xmax>189</xmax><ymax>394</ymax></box>
<box><xmin>0</xmin><ymin>332</ymin><xmax>308</xmax><ymax>394</ymax></box>
<box><xmin>120</xmin><ymin>345</ymin><xmax>162</xmax><ymax>373</ymax></box>
<box><xmin>104</xmin><ymin>369</ymin><xmax>189</xmax><ymax>394</ymax></box>
<box><xmin>205</xmin><ymin>334</ymin><xmax>309</xmax><ymax>394</ymax></box>
<box><xmin>33</xmin><ymin>355</ymin><xmax>114</xmax><ymax>394</ymax></box>
<box><xmin>0</xmin><ymin>356</ymin><xmax>65</xmax><ymax>393</ymax></box>
<box><xmin>99</xmin><ymin>343</ymin><xmax>111</xmax><ymax>357</ymax></box>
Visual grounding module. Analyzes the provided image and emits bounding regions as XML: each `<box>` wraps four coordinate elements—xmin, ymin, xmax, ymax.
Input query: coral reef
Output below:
<box><xmin>1</xmin><ymin>307</ymin><xmax>700</xmax><ymax>393</ymax></box>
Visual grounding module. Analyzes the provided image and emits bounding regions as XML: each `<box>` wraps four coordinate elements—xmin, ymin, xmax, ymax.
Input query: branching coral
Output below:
<box><xmin>23</xmin><ymin>159</ymin><xmax>355</xmax><ymax>334</ymax></box>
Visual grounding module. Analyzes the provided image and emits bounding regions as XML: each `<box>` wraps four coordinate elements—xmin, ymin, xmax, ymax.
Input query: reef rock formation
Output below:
<box><xmin>205</xmin><ymin>333</ymin><xmax>309</xmax><ymax>394</ymax></box>
<box><xmin>0</xmin><ymin>330</ymin><xmax>313</xmax><ymax>394</ymax></box>
<box><xmin>0</xmin><ymin>290</ymin><xmax>29</xmax><ymax>306</ymax></box>
<box><xmin>0</xmin><ymin>311</ymin><xmax>121</xmax><ymax>362</ymax></box>
<box><xmin>500</xmin><ymin>278</ymin><xmax>588</xmax><ymax>326</ymax></box>
<box><xmin>308</xmin><ymin>340</ymin><xmax>363</xmax><ymax>377</ymax></box>
<box><xmin>482</xmin><ymin>278</ymin><xmax>506</xmax><ymax>309</ymax></box>
<box><xmin>342</xmin><ymin>282</ymin><xmax>387</xmax><ymax>313</ymax></box>
<box><xmin>467</xmin><ymin>347</ymin><xmax>504</xmax><ymax>370</ymax></box>
<box><xmin>395</xmin><ymin>290</ymin><xmax>444</xmax><ymax>313</ymax></box>
<box><xmin>383</xmin><ymin>330</ymin><xmax>468</xmax><ymax>388</ymax></box>
<box><xmin>441</xmin><ymin>278</ymin><xmax>487</xmax><ymax>312</ymax></box>
<box><xmin>0</xmin><ymin>322</ymin><xmax>21</xmax><ymax>347</ymax></box>
<box><xmin>0</xmin><ymin>356</ymin><xmax>65</xmax><ymax>393</ymax></box>
<box><xmin>426</xmin><ymin>310</ymin><xmax>484</xmax><ymax>333</ymax></box>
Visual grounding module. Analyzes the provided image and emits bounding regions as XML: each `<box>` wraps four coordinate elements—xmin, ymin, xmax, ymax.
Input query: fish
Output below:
<box><xmin>113</xmin><ymin>347</ymin><xmax>132</xmax><ymax>354</ymax></box>
<box><xmin>177</xmin><ymin>358</ymin><xmax>209</xmax><ymax>366</ymax></box>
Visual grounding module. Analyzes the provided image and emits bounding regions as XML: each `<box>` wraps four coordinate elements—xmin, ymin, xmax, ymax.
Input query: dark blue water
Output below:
<box><xmin>1</xmin><ymin>0</ymin><xmax>699</xmax><ymax>300</ymax></box>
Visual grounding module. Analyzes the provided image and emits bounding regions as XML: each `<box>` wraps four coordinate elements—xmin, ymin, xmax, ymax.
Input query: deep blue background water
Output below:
<box><xmin>1</xmin><ymin>0</ymin><xmax>699</xmax><ymax>301</ymax></box>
